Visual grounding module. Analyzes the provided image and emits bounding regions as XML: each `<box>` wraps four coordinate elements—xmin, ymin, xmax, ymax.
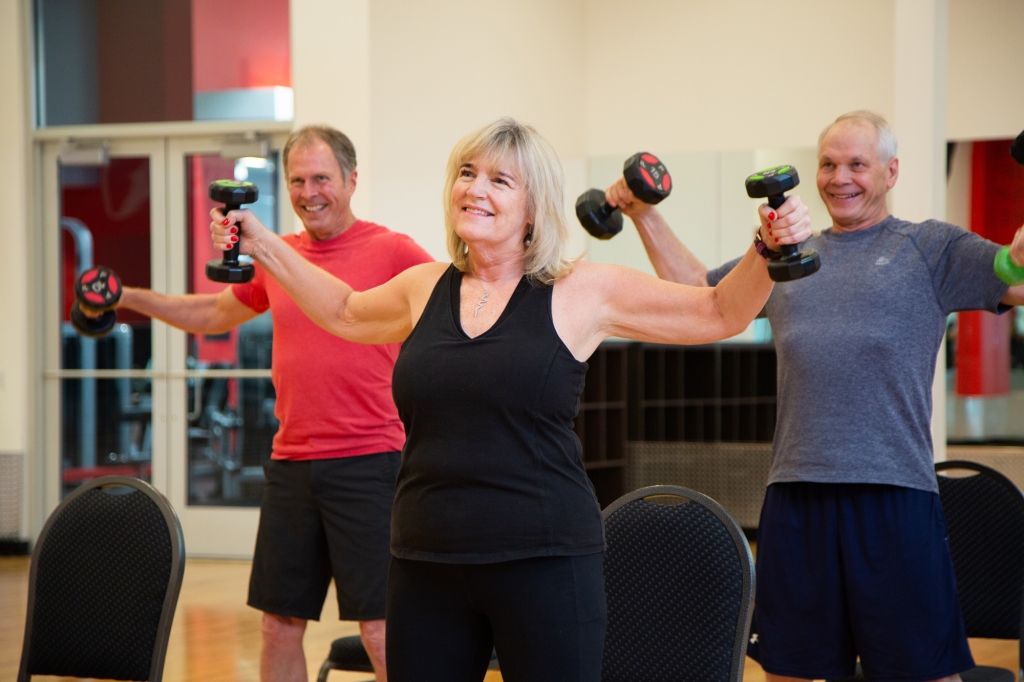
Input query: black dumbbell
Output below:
<box><xmin>207</xmin><ymin>180</ymin><xmax>259</xmax><ymax>283</ymax></box>
<box><xmin>70</xmin><ymin>265</ymin><xmax>121</xmax><ymax>338</ymax></box>
<box><xmin>1011</xmin><ymin>129</ymin><xmax>1024</xmax><ymax>167</ymax></box>
<box><xmin>745</xmin><ymin>165</ymin><xmax>820</xmax><ymax>282</ymax></box>
<box><xmin>576</xmin><ymin>152</ymin><xmax>672</xmax><ymax>239</ymax></box>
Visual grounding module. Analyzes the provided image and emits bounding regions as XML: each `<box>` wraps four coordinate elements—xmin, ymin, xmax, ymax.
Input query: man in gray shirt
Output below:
<box><xmin>605</xmin><ymin>111</ymin><xmax>1024</xmax><ymax>682</ymax></box>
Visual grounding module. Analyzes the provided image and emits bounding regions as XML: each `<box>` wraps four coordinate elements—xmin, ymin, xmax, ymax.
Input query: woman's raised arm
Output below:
<box><xmin>211</xmin><ymin>207</ymin><xmax>446</xmax><ymax>344</ymax></box>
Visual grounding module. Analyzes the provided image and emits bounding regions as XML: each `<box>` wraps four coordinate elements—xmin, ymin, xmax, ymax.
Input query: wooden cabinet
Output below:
<box><xmin>573</xmin><ymin>342</ymin><xmax>628</xmax><ymax>508</ymax></box>
<box><xmin>628</xmin><ymin>342</ymin><xmax>777</xmax><ymax>443</ymax></box>
<box><xmin>574</xmin><ymin>341</ymin><xmax>777</xmax><ymax>509</ymax></box>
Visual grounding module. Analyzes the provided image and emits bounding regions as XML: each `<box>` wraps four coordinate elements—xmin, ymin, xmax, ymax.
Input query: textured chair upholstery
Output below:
<box><xmin>18</xmin><ymin>476</ymin><xmax>185</xmax><ymax>682</ymax></box>
<box><xmin>828</xmin><ymin>461</ymin><xmax>1024</xmax><ymax>682</ymax></box>
<box><xmin>601</xmin><ymin>484</ymin><xmax>755</xmax><ymax>682</ymax></box>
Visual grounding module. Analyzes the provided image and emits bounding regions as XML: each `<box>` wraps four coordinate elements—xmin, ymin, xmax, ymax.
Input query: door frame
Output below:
<box><xmin>33</xmin><ymin>121</ymin><xmax>292</xmax><ymax>557</ymax></box>
<box><xmin>165</xmin><ymin>132</ymin><xmax>290</xmax><ymax>557</ymax></box>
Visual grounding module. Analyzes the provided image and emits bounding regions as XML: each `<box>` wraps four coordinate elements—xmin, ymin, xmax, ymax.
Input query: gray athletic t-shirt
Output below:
<box><xmin>708</xmin><ymin>216</ymin><xmax>1008</xmax><ymax>493</ymax></box>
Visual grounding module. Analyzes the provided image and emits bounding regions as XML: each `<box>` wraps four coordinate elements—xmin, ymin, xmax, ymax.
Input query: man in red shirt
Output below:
<box><xmin>116</xmin><ymin>125</ymin><xmax>432</xmax><ymax>682</ymax></box>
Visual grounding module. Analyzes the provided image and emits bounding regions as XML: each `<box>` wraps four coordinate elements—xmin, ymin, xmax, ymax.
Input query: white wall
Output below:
<box><xmin>291</xmin><ymin>0</ymin><xmax>372</xmax><ymax>226</ymax></box>
<box><xmin>947</xmin><ymin>0</ymin><xmax>1024</xmax><ymax>141</ymax></box>
<box><xmin>584</xmin><ymin>0</ymin><xmax>896</xmax><ymax>156</ymax></box>
<box><xmin>367</xmin><ymin>0</ymin><xmax>588</xmax><ymax>260</ymax></box>
<box><xmin>1</xmin><ymin>0</ymin><xmax>30</xmax><ymax>539</ymax></box>
<box><xmin>1</xmin><ymin>0</ymin><xmax>29</xmax><ymax>455</ymax></box>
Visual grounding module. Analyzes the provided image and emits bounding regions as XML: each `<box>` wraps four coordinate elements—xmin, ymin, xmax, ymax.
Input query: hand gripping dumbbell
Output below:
<box><xmin>745</xmin><ymin>165</ymin><xmax>821</xmax><ymax>282</ymax></box>
<box><xmin>994</xmin><ymin>131</ymin><xmax>1024</xmax><ymax>286</ymax></box>
<box><xmin>575</xmin><ymin>153</ymin><xmax>672</xmax><ymax>239</ymax></box>
<box><xmin>207</xmin><ymin>180</ymin><xmax>259</xmax><ymax>283</ymax></box>
<box><xmin>70</xmin><ymin>265</ymin><xmax>122</xmax><ymax>338</ymax></box>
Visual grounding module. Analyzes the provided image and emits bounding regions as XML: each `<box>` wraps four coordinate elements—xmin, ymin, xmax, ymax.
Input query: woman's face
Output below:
<box><xmin>451</xmin><ymin>155</ymin><xmax>531</xmax><ymax>251</ymax></box>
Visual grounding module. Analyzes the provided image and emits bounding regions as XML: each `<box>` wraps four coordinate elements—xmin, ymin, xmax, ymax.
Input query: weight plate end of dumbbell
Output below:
<box><xmin>746</xmin><ymin>165</ymin><xmax>800</xmax><ymax>200</ymax></box>
<box><xmin>76</xmin><ymin>265</ymin><xmax>122</xmax><ymax>309</ymax></box>
<box><xmin>768</xmin><ymin>249</ymin><xmax>821</xmax><ymax>282</ymax></box>
<box><xmin>623</xmin><ymin>152</ymin><xmax>672</xmax><ymax>205</ymax></box>
<box><xmin>207</xmin><ymin>260</ymin><xmax>256</xmax><ymax>283</ymax></box>
<box><xmin>70</xmin><ymin>303</ymin><xmax>117</xmax><ymax>338</ymax></box>
<box><xmin>209</xmin><ymin>180</ymin><xmax>259</xmax><ymax>206</ymax></box>
<box><xmin>575</xmin><ymin>189</ymin><xmax>622</xmax><ymax>239</ymax></box>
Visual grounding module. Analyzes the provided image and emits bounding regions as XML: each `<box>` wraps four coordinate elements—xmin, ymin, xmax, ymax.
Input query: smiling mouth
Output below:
<box><xmin>463</xmin><ymin>206</ymin><xmax>494</xmax><ymax>217</ymax></box>
<box><xmin>831</xmin><ymin>192</ymin><xmax>861</xmax><ymax>200</ymax></box>
<box><xmin>303</xmin><ymin>205</ymin><xmax>327</xmax><ymax>213</ymax></box>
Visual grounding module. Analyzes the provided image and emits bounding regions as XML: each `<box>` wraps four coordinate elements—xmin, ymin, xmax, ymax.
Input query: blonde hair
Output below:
<box><xmin>443</xmin><ymin>118</ymin><xmax>577</xmax><ymax>285</ymax></box>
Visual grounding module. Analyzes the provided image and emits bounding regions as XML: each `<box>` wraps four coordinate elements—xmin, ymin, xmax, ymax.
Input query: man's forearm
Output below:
<box><xmin>630</xmin><ymin>209</ymin><xmax>710</xmax><ymax>287</ymax></box>
<box><xmin>118</xmin><ymin>287</ymin><xmax>249</xmax><ymax>335</ymax></box>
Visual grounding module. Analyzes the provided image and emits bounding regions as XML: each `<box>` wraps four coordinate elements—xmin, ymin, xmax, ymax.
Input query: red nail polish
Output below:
<box><xmin>768</xmin><ymin>212</ymin><xmax>777</xmax><ymax>221</ymax></box>
<box><xmin>774</xmin><ymin>238</ymin><xmax>779</xmax><ymax>243</ymax></box>
<box><xmin>230</xmin><ymin>226</ymin><xmax>238</xmax><ymax>234</ymax></box>
<box><xmin>222</xmin><ymin>219</ymin><xmax>230</xmax><ymax>226</ymax></box>
<box><xmin>230</xmin><ymin>236</ymin><xmax>238</xmax><ymax>243</ymax></box>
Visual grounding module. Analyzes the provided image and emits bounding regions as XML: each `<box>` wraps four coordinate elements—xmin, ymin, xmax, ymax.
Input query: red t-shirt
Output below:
<box><xmin>231</xmin><ymin>220</ymin><xmax>433</xmax><ymax>460</ymax></box>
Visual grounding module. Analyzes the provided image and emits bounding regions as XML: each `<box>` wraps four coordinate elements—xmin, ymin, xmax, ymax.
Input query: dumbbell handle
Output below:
<box><xmin>766</xmin><ymin>193</ymin><xmax>798</xmax><ymax>259</ymax></box>
<box><xmin>221</xmin><ymin>202</ymin><xmax>243</xmax><ymax>267</ymax></box>
<box><xmin>597</xmin><ymin>200</ymin><xmax>618</xmax><ymax>219</ymax></box>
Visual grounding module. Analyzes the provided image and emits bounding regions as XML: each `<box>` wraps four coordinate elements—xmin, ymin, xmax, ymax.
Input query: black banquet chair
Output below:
<box><xmin>601</xmin><ymin>484</ymin><xmax>755</xmax><ymax>682</ymax></box>
<box><xmin>829</xmin><ymin>460</ymin><xmax>1024</xmax><ymax>682</ymax></box>
<box><xmin>936</xmin><ymin>460</ymin><xmax>1024</xmax><ymax>682</ymax></box>
<box><xmin>18</xmin><ymin>475</ymin><xmax>186</xmax><ymax>682</ymax></box>
<box><xmin>317</xmin><ymin>636</ymin><xmax>500</xmax><ymax>682</ymax></box>
<box><xmin>317</xmin><ymin>635</ymin><xmax>376</xmax><ymax>682</ymax></box>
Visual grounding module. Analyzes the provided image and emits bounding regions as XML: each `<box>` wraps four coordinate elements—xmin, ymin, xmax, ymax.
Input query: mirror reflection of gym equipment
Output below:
<box><xmin>59</xmin><ymin>152</ymin><xmax>283</xmax><ymax>506</ymax></box>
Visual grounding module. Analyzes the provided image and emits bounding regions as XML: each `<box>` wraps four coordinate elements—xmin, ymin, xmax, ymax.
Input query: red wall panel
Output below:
<box><xmin>191</xmin><ymin>0</ymin><xmax>291</xmax><ymax>92</ymax></box>
<box><xmin>955</xmin><ymin>139</ymin><xmax>1024</xmax><ymax>396</ymax></box>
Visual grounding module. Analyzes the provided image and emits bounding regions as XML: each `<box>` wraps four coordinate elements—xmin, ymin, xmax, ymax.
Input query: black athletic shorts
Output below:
<box><xmin>248</xmin><ymin>452</ymin><xmax>400</xmax><ymax>622</ymax></box>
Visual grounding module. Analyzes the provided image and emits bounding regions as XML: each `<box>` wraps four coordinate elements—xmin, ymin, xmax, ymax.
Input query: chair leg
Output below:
<box><xmin>317</xmin><ymin>659</ymin><xmax>336</xmax><ymax>682</ymax></box>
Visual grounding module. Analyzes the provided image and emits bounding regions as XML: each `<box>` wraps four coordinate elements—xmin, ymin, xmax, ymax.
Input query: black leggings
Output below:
<box><xmin>385</xmin><ymin>553</ymin><xmax>606</xmax><ymax>682</ymax></box>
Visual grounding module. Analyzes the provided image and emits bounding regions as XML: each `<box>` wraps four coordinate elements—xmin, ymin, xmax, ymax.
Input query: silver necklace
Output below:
<box><xmin>471</xmin><ymin>274</ymin><xmax>519</xmax><ymax>317</ymax></box>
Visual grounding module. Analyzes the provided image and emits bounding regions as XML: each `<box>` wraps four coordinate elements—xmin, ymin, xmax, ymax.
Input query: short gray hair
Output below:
<box><xmin>818</xmin><ymin>110</ymin><xmax>898</xmax><ymax>162</ymax></box>
<box><xmin>283</xmin><ymin>125</ymin><xmax>357</xmax><ymax>179</ymax></box>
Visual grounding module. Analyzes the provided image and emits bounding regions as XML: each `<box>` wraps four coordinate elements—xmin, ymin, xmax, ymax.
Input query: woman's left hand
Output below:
<box><xmin>758</xmin><ymin>195</ymin><xmax>812</xmax><ymax>251</ymax></box>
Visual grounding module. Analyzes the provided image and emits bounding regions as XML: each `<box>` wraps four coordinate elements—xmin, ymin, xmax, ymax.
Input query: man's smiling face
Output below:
<box><xmin>816</xmin><ymin>119</ymin><xmax>899</xmax><ymax>233</ymax></box>
<box><xmin>287</xmin><ymin>139</ymin><xmax>357</xmax><ymax>241</ymax></box>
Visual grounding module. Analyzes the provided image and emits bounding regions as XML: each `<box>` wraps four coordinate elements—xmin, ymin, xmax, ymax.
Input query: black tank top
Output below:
<box><xmin>390</xmin><ymin>264</ymin><xmax>605</xmax><ymax>563</ymax></box>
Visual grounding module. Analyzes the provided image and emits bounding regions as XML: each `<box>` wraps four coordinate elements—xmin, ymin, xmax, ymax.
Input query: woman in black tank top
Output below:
<box><xmin>211</xmin><ymin>118</ymin><xmax>811</xmax><ymax>681</ymax></box>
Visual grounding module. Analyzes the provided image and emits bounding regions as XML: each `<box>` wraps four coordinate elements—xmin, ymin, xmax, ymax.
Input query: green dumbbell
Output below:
<box><xmin>997</xmin><ymin>131</ymin><xmax>1024</xmax><ymax>285</ymax></box>
<box><xmin>994</xmin><ymin>247</ymin><xmax>1024</xmax><ymax>286</ymax></box>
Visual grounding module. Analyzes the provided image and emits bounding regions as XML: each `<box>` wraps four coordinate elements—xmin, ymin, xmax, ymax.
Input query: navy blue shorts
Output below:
<box><xmin>748</xmin><ymin>482</ymin><xmax>973</xmax><ymax>682</ymax></box>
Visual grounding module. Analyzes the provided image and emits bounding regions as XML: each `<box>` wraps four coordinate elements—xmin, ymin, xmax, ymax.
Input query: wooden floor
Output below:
<box><xmin>0</xmin><ymin>555</ymin><xmax>1016</xmax><ymax>682</ymax></box>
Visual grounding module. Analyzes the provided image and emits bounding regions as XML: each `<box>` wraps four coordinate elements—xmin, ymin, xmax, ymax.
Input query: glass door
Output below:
<box><xmin>166</xmin><ymin>134</ymin><xmax>289</xmax><ymax>557</ymax></box>
<box><xmin>40</xmin><ymin>130</ymin><xmax>289</xmax><ymax>557</ymax></box>
<box><xmin>41</xmin><ymin>137</ymin><xmax>168</xmax><ymax>512</ymax></box>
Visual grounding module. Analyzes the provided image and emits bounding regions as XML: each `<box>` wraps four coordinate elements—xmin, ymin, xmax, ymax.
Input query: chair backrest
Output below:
<box><xmin>936</xmin><ymin>460</ymin><xmax>1024</xmax><ymax>644</ymax></box>
<box><xmin>601</xmin><ymin>484</ymin><xmax>754</xmax><ymax>682</ymax></box>
<box><xmin>937</xmin><ymin>456</ymin><xmax>1024</xmax><ymax>643</ymax></box>
<box><xmin>18</xmin><ymin>476</ymin><xmax>185</xmax><ymax>682</ymax></box>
